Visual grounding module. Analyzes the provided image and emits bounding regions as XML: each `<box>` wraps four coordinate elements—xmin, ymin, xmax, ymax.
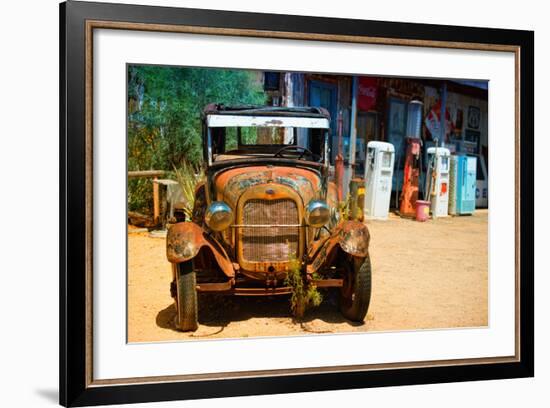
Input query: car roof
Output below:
<box><xmin>202</xmin><ymin>104</ymin><xmax>331</xmax><ymax>120</ymax></box>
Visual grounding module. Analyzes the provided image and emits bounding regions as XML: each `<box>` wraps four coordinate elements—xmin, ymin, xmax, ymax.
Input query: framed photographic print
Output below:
<box><xmin>60</xmin><ymin>0</ymin><xmax>534</xmax><ymax>406</ymax></box>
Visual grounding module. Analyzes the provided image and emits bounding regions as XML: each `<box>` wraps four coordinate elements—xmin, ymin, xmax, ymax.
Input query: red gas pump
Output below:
<box><xmin>335</xmin><ymin>110</ymin><xmax>345</xmax><ymax>202</ymax></box>
<box><xmin>399</xmin><ymin>137</ymin><xmax>422</xmax><ymax>217</ymax></box>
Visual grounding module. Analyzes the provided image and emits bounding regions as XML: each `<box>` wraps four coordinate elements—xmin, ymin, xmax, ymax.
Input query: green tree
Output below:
<box><xmin>127</xmin><ymin>65</ymin><xmax>266</xmax><ymax>213</ymax></box>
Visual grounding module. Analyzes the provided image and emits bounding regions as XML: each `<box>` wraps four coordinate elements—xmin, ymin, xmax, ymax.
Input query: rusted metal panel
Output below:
<box><xmin>215</xmin><ymin>165</ymin><xmax>322</xmax><ymax>209</ymax></box>
<box><xmin>195</xmin><ymin>285</ymin><xmax>292</xmax><ymax>296</ymax></box>
<box><xmin>195</xmin><ymin>279</ymin><xmax>342</xmax><ymax>294</ymax></box>
<box><xmin>337</xmin><ymin>220</ymin><xmax>370</xmax><ymax>256</ymax></box>
<box><xmin>309</xmin><ymin>234</ymin><xmax>340</xmax><ymax>274</ymax></box>
<box><xmin>308</xmin><ymin>220</ymin><xmax>370</xmax><ymax>273</ymax></box>
<box><xmin>166</xmin><ymin>222</ymin><xmax>235</xmax><ymax>278</ymax></box>
<box><xmin>232</xmin><ymin>287</ymin><xmax>292</xmax><ymax>296</ymax></box>
<box><xmin>212</xmin><ymin>165</ymin><xmax>324</xmax><ymax>257</ymax></box>
<box><xmin>311</xmin><ymin>278</ymin><xmax>343</xmax><ymax>288</ymax></box>
<box><xmin>196</xmin><ymin>281</ymin><xmax>233</xmax><ymax>292</ymax></box>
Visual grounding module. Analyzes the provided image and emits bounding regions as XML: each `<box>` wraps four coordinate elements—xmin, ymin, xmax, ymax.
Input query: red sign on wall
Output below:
<box><xmin>425</xmin><ymin>100</ymin><xmax>453</xmax><ymax>142</ymax></box>
<box><xmin>358</xmin><ymin>77</ymin><xmax>378</xmax><ymax>111</ymax></box>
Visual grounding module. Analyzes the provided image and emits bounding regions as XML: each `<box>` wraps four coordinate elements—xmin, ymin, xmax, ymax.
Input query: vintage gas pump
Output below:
<box><xmin>448</xmin><ymin>155</ymin><xmax>459</xmax><ymax>215</ymax></box>
<box><xmin>398</xmin><ymin>100</ymin><xmax>424</xmax><ymax>218</ymax></box>
<box><xmin>364</xmin><ymin>141</ymin><xmax>395</xmax><ymax>220</ymax></box>
<box><xmin>456</xmin><ymin>155</ymin><xmax>477</xmax><ymax>214</ymax></box>
<box><xmin>449</xmin><ymin>155</ymin><xmax>477</xmax><ymax>215</ymax></box>
<box><xmin>399</xmin><ymin>137</ymin><xmax>422</xmax><ymax>217</ymax></box>
<box><xmin>426</xmin><ymin>147</ymin><xmax>451</xmax><ymax>217</ymax></box>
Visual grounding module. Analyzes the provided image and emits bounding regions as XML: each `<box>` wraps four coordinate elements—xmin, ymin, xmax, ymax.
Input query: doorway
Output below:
<box><xmin>308</xmin><ymin>80</ymin><xmax>338</xmax><ymax>162</ymax></box>
<box><xmin>387</xmin><ymin>97</ymin><xmax>408</xmax><ymax>190</ymax></box>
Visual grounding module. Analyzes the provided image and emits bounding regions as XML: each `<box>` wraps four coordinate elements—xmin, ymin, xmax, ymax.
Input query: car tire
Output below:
<box><xmin>175</xmin><ymin>261</ymin><xmax>198</xmax><ymax>331</ymax></box>
<box><xmin>339</xmin><ymin>255</ymin><xmax>372</xmax><ymax>322</ymax></box>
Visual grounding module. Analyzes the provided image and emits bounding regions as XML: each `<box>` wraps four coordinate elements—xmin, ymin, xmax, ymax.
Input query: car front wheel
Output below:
<box><xmin>175</xmin><ymin>261</ymin><xmax>198</xmax><ymax>331</ymax></box>
<box><xmin>339</xmin><ymin>255</ymin><xmax>372</xmax><ymax>322</ymax></box>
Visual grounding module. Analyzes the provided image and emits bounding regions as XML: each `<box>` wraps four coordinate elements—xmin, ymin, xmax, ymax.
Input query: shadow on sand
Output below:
<box><xmin>156</xmin><ymin>290</ymin><xmax>365</xmax><ymax>337</ymax></box>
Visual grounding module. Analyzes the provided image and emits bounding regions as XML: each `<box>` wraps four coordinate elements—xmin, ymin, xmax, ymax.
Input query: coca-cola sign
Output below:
<box><xmin>358</xmin><ymin>77</ymin><xmax>378</xmax><ymax>111</ymax></box>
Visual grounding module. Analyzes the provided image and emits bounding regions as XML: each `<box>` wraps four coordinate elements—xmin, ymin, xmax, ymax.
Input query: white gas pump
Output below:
<box><xmin>426</xmin><ymin>147</ymin><xmax>451</xmax><ymax>217</ymax></box>
<box><xmin>364</xmin><ymin>141</ymin><xmax>395</xmax><ymax>220</ymax></box>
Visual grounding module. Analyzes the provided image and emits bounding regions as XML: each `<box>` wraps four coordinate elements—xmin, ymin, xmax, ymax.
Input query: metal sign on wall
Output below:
<box><xmin>358</xmin><ymin>77</ymin><xmax>378</xmax><ymax>111</ymax></box>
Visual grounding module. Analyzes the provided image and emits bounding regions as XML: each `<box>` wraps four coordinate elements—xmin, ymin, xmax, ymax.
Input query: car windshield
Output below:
<box><xmin>209</xmin><ymin>125</ymin><xmax>328</xmax><ymax>163</ymax></box>
<box><xmin>228</xmin><ymin>127</ymin><xmax>296</xmax><ymax>147</ymax></box>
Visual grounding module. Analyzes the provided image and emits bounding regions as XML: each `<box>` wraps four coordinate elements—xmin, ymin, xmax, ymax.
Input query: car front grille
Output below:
<box><xmin>241</xmin><ymin>198</ymin><xmax>300</xmax><ymax>263</ymax></box>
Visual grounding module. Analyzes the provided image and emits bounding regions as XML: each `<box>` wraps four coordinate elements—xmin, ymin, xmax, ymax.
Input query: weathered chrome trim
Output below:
<box><xmin>205</xmin><ymin>201</ymin><xmax>234</xmax><ymax>231</ymax></box>
<box><xmin>304</xmin><ymin>199</ymin><xmax>330</xmax><ymax>228</ymax></box>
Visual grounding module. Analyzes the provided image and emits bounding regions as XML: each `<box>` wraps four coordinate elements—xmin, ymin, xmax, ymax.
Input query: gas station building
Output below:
<box><xmin>262</xmin><ymin>72</ymin><xmax>489</xmax><ymax>208</ymax></box>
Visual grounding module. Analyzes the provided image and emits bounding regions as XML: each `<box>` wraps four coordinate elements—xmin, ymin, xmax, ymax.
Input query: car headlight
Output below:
<box><xmin>205</xmin><ymin>201</ymin><xmax>234</xmax><ymax>231</ymax></box>
<box><xmin>304</xmin><ymin>199</ymin><xmax>330</xmax><ymax>228</ymax></box>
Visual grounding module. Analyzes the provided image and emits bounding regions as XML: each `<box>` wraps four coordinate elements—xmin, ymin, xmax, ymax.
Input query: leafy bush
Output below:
<box><xmin>128</xmin><ymin>177</ymin><xmax>154</xmax><ymax>214</ymax></box>
<box><xmin>127</xmin><ymin>65</ymin><xmax>266</xmax><ymax>215</ymax></box>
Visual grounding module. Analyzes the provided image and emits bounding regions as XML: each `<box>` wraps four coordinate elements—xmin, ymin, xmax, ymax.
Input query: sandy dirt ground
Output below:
<box><xmin>127</xmin><ymin>211</ymin><xmax>488</xmax><ymax>342</ymax></box>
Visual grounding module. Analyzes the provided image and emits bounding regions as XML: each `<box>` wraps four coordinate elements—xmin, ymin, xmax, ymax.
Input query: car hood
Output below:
<box><xmin>214</xmin><ymin>165</ymin><xmax>322</xmax><ymax>208</ymax></box>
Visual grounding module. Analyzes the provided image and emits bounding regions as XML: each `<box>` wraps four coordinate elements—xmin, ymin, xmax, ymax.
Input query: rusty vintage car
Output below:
<box><xmin>166</xmin><ymin>105</ymin><xmax>371</xmax><ymax>331</ymax></box>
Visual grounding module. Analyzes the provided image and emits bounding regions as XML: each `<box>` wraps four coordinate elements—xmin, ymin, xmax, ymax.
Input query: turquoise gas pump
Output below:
<box><xmin>456</xmin><ymin>155</ymin><xmax>477</xmax><ymax>214</ymax></box>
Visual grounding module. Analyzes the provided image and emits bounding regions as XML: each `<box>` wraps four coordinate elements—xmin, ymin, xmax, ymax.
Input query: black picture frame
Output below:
<box><xmin>60</xmin><ymin>1</ymin><xmax>534</xmax><ymax>406</ymax></box>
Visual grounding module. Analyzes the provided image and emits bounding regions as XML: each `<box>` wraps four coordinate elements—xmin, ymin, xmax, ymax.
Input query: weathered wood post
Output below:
<box><xmin>127</xmin><ymin>170</ymin><xmax>165</xmax><ymax>227</ymax></box>
<box><xmin>153</xmin><ymin>176</ymin><xmax>160</xmax><ymax>225</ymax></box>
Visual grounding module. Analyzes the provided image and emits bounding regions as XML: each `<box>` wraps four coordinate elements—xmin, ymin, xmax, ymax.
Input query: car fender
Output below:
<box><xmin>336</xmin><ymin>220</ymin><xmax>370</xmax><ymax>257</ymax></box>
<box><xmin>309</xmin><ymin>220</ymin><xmax>370</xmax><ymax>273</ymax></box>
<box><xmin>166</xmin><ymin>222</ymin><xmax>235</xmax><ymax>278</ymax></box>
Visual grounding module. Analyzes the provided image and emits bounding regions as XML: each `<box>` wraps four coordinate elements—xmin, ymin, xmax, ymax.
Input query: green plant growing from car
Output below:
<box><xmin>284</xmin><ymin>250</ymin><xmax>323</xmax><ymax>319</ymax></box>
